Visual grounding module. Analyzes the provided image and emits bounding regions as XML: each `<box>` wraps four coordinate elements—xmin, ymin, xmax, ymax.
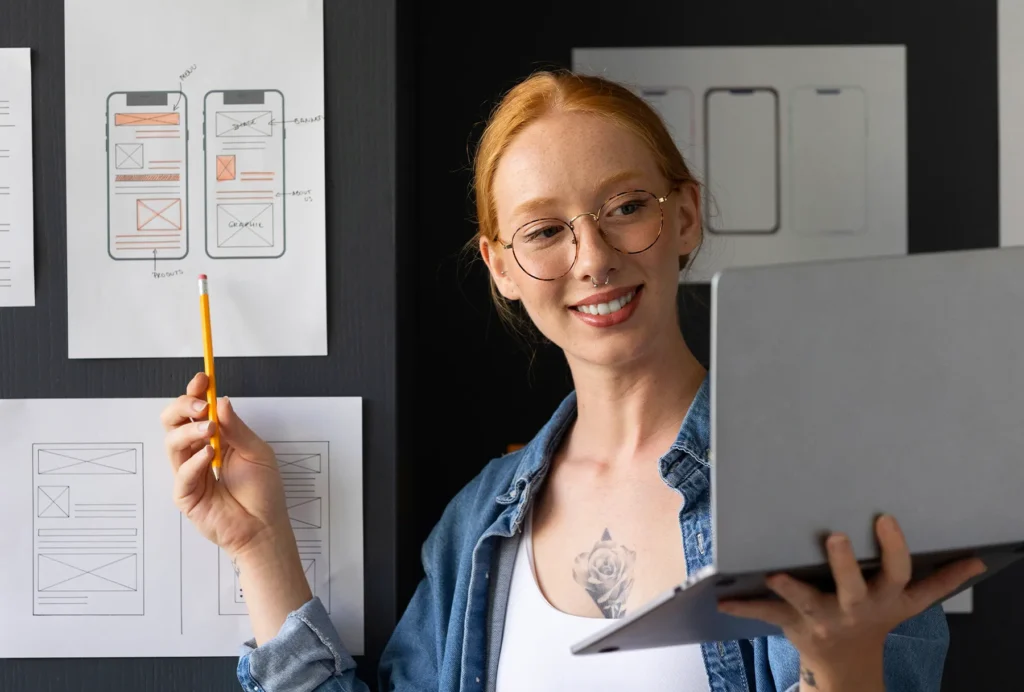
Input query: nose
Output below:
<box><xmin>570</xmin><ymin>215</ymin><xmax>619</xmax><ymax>286</ymax></box>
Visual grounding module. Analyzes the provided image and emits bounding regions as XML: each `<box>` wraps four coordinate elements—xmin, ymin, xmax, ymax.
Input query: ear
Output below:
<box><xmin>672</xmin><ymin>180</ymin><xmax>702</xmax><ymax>258</ymax></box>
<box><xmin>479</xmin><ymin>236</ymin><xmax>521</xmax><ymax>301</ymax></box>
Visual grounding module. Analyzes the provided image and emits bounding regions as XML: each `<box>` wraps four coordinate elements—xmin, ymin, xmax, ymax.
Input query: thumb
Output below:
<box><xmin>216</xmin><ymin>397</ymin><xmax>267</xmax><ymax>457</ymax></box>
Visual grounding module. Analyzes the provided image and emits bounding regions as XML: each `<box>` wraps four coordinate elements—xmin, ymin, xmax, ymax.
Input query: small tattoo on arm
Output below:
<box><xmin>572</xmin><ymin>529</ymin><xmax>636</xmax><ymax>618</ymax></box>
<box><xmin>800</xmin><ymin>666</ymin><xmax>818</xmax><ymax>688</ymax></box>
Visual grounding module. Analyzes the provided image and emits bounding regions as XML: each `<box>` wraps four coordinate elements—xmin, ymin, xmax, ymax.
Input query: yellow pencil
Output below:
<box><xmin>198</xmin><ymin>274</ymin><xmax>223</xmax><ymax>481</ymax></box>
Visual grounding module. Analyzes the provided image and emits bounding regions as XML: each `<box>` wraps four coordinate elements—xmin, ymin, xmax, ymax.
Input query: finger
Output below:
<box><xmin>718</xmin><ymin>598</ymin><xmax>798</xmax><ymax>628</ymax></box>
<box><xmin>825</xmin><ymin>533</ymin><xmax>869</xmax><ymax>611</ymax></box>
<box><xmin>160</xmin><ymin>373</ymin><xmax>210</xmax><ymax>431</ymax></box>
<box><xmin>765</xmin><ymin>573</ymin><xmax>826</xmax><ymax>619</ymax></box>
<box><xmin>165</xmin><ymin>419</ymin><xmax>217</xmax><ymax>471</ymax></box>
<box><xmin>875</xmin><ymin>514</ymin><xmax>913</xmax><ymax>595</ymax></box>
<box><xmin>216</xmin><ymin>396</ymin><xmax>269</xmax><ymax>461</ymax></box>
<box><xmin>160</xmin><ymin>392</ymin><xmax>211</xmax><ymax>431</ymax></box>
<box><xmin>185</xmin><ymin>371</ymin><xmax>210</xmax><ymax>399</ymax></box>
<box><xmin>903</xmin><ymin>558</ymin><xmax>987</xmax><ymax>614</ymax></box>
<box><xmin>174</xmin><ymin>444</ymin><xmax>215</xmax><ymax>510</ymax></box>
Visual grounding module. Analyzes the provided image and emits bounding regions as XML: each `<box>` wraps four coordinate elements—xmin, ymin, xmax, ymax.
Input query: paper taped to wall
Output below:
<box><xmin>0</xmin><ymin>48</ymin><xmax>35</xmax><ymax>307</ymax></box>
<box><xmin>0</xmin><ymin>396</ymin><xmax>365</xmax><ymax>658</ymax></box>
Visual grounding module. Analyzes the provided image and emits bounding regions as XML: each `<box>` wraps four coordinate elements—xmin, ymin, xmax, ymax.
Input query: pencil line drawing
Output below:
<box><xmin>204</xmin><ymin>89</ymin><xmax>286</xmax><ymax>259</ymax></box>
<box><xmin>33</xmin><ymin>442</ymin><xmax>145</xmax><ymax>616</ymax></box>
<box><xmin>218</xmin><ymin>440</ymin><xmax>330</xmax><ymax>614</ymax></box>
<box><xmin>106</xmin><ymin>91</ymin><xmax>188</xmax><ymax>261</ymax></box>
<box><xmin>37</xmin><ymin>486</ymin><xmax>70</xmax><ymax>518</ymax></box>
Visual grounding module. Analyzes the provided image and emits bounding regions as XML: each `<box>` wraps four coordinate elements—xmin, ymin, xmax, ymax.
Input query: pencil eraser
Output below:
<box><xmin>198</xmin><ymin>274</ymin><xmax>207</xmax><ymax>280</ymax></box>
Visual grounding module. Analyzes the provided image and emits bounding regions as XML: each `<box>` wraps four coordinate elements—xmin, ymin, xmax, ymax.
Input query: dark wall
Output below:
<box><xmin>0</xmin><ymin>1</ymin><xmax>397</xmax><ymax>690</ymax></box>
<box><xmin>402</xmin><ymin>1</ymin><xmax>1019</xmax><ymax>691</ymax></box>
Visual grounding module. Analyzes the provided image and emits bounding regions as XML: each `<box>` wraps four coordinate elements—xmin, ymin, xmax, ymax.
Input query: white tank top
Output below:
<box><xmin>494</xmin><ymin>508</ymin><xmax>711</xmax><ymax>691</ymax></box>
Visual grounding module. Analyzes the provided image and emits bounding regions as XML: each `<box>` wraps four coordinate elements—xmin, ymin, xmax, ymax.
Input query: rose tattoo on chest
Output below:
<box><xmin>572</xmin><ymin>529</ymin><xmax>637</xmax><ymax>618</ymax></box>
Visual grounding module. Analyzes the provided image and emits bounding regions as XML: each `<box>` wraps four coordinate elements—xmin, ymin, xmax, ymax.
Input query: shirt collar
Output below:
<box><xmin>496</xmin><ymin>373</ymin><xmax>712</xmax><ymax>507</ymax></box>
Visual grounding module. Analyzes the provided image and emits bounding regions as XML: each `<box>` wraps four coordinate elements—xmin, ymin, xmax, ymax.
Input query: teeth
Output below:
<box><xmin>577</xmin><ymin>290</ymin><xmax>635</xmax><ymax>316</ymax></box>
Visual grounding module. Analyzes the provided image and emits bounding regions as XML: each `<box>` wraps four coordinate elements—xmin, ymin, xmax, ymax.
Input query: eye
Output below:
<box><xmin>606</xmin><ymin>194</ymin><xmax>650</xmax><ymax>217</ymax></box>
<box><xmin>522</xmin><ymin>223</ymin><xmax>565</xmax><ymax>243</ymax></box>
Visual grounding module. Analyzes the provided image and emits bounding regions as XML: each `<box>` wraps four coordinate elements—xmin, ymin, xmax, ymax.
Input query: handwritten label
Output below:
<box><xmin>293</xmin><ymin>115</ymin><xmax>324</xmax><ymax>125</ymax></box>
<box><xmin>276</xmin><ymin>190</ymin><xmax>313</xmax><ymax>202</ymax></box>
<box><xmin>152</xmin><ymin>269</ymin><xmax>184</xmax><ymax>279</ymax></box>
<box><xmin>179</xmin><ymin>64</ymin><xmax>197</xmax><ymax>82</ymax></box>
<box><xmin>233</xmin><ymin>117</ymin><xmax>259</xmax><ymax>131</ymax></box>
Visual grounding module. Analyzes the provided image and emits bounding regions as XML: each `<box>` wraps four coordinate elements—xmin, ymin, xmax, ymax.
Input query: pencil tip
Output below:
<box><xmin>212</xmin><ymin>466</ymin><xmax>221</xmax><ymax>482</ymax></box>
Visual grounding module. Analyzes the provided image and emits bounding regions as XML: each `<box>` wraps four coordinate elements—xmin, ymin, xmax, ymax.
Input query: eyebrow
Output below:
<box><xmin>509</xmin><ymin>169</ymin><xmax>648</xmax><ymax>221</ymax></box>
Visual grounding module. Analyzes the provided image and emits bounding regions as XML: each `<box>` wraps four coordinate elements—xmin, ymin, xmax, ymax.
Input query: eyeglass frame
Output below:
<box><xmin>499</xmin><ymin>188</ymin><xmax>673</xmax><ymax>281</ymax></box>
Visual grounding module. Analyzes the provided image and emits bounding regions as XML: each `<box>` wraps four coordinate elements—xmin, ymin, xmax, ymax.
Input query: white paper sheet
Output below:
<box><xmin>571</xmin><ymin>46</ymin><xmax>907</xmax><ymax>282</ymax></box>
<box><xmin>64</xmin><ymin>0</ymin><xmax>327</xmax><ymax>358</ymax></box>
<box><xmin>1000</xmin><ymin>0</ymin><xmax>1024</xmax><ymax>248</ymax></box>
<box><xmin>0</xmin><ymin>48</ymin><xmax>35</xmax><ymax>307</ymax></box>
<box><xmin>0</xmin><ymin>396</ymin><xmax>364</xmax><ymax>658</ymax></box>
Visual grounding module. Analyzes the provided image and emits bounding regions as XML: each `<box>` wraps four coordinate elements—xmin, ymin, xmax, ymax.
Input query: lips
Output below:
<box><xmin>570</xmin><ymin>284</ymin><xmax>642</xmax><ymax>309</ymax></box>
<box><xmin>568</xmin><ymin>285</ymin><xmax>644</xmax><ymax>327</ymax></box>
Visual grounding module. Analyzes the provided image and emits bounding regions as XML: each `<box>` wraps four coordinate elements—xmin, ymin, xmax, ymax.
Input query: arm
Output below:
<box><xmin>234</xmin><ymin>536</ymin><xmax>444</xmax><ymax>692</ymax></box>
<box><xmin>750</xmin><ymin>604</ymin><xmax>949</xmax><ymax>692</ymax></box>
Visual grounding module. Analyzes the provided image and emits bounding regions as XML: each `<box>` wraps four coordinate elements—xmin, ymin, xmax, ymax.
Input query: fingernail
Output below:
<box><xmin>828</xmin><ymin>534</ymin><xmax>849</xmax><ymax>550</ymax></box>
<box><xmin>192</xmin><ymin>399</ymin><xmax>207</xmax><ymax>412</ymax></box>
<box><xmin>199</xmin><ymin>421</ymin><xmax>212</xmax><ymax>433</ymax></box>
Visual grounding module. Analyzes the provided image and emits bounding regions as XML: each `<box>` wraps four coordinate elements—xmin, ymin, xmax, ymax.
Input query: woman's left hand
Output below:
<box><xmin>717</xmin><ymin>514</ymin><xmax>986</xmax><ymax>691</ymax></box>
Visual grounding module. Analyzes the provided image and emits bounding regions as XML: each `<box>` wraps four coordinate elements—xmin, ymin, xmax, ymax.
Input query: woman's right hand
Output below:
<box><xmin>160</xmin><ymin>372</ymin><xmax>290</xmax><ymax>560</ymax></box>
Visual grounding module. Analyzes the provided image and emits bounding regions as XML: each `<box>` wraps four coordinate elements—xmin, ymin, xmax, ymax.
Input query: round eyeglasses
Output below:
<box><xmin>500</xmin><ymin>189</ymin><xmax>671</xmax><ymax>281</ymax></box>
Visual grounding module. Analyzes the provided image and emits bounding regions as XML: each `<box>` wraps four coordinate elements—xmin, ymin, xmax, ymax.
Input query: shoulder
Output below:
<box><xmin>419</xmin><ymin>389</ymin><xmax>578</xmax><ymax>574</ymax></box>
<box><xmin>418</xmin><ymin>449</ymin><xmax>525</xmax><ymax>571</ymax></box>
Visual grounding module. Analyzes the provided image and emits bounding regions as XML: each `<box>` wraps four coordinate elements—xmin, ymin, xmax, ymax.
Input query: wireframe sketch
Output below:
<box><xmin>32</xmin><ymin>443</ymin><xmax>145</xmax><ymax>616</ymax></box>
<box><xmin>639</xmin><ymin>87</ymin><xmax>695</xmax><ymax>156</ymax></box>
<box><xmin>789</xmin><ymin>86</ymin><xmax>868</xmax><ymax>234</ymax></box>
<box><xmin>106</xmin><ymin>91</ymin><xmax>189</xmax><ymax>260</ymax></box>
<box><xmin>204</xmin><ymin>89</ymin><xmax>286</xmax><ymax>259</ymax></box>
<box><xmin>219</xmin><ymin>441</ymin><xmax>329</xmax><ymax>614</ymax></box>
<box><xmin>704</xmin><ymin>87</ymin><xmax>780</xmax><ymax>234</ymax></box>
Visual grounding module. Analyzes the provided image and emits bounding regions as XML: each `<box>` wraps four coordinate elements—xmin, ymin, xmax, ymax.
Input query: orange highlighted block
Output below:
<box><xmin>137</xmin><ymin>198</ymin><xmax>182</xmax><ymax>231</ymax></box>
<box><xmin>216</xmin><ymin>155</ymin><xmax>236</xmax><ymax>181</ymax></box>
<box><xmin>115</xmin><ymin>112</ymin><xmax>180</xmax><ymax>126</ymax></box>
<box><xmin>116</xmin><ymin>174</ymin><xmax>179</xmax><ymax>182</ymax></box>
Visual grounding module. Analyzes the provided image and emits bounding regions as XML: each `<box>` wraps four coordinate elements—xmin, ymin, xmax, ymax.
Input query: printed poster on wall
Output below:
<box><xmin>571</xmin><ymin>46</ymin><xmax>908</xmax><ymax>283</ymax></box>
<box><xmin>64</xmin><ymin>0</ymin><xmax>327</xmax><ymax>358</ymax></box>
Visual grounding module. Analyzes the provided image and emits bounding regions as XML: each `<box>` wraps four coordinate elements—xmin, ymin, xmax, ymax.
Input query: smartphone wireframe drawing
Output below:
<box><xmin>106</xmin><ymin>91</ymin><xmax>189</xmax><ymax>260</ymax></box>
<box><xmin>790</xmin><ymin>86</ymin><xmax>868</xmax><ymax>233</ymax></box>
<box><xmin>640</xmin><ymin>87</ymin><xmax>695</xmax><ymax>155</ymax></box>
<box><xmin>703</xmin><ymin>87</ymin><xmax>780</xmax><ymax>234</ymax></box>
<box><xmin>203</xmin><ymin>89</ymin><xmax>286</xmax><ymax>259</ymax></box>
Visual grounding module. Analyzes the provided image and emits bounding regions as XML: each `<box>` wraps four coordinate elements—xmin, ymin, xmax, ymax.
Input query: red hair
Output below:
<box><xmin>469</xmin><ymin>69</ymin><xmax>699</xmax><ymax>330</ymax></box>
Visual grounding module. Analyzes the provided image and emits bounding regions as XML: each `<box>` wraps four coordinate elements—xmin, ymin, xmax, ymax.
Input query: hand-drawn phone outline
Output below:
<box><xmin>202</xmin><ymin>89</ymin><xmax>286</xmax><ymax>260</ymax></box>
<box><xmin>105</xmin><ymin>91</ymin><xmax>189</xmax><ymax>261</ymax></box>
<box><xmin>702</xmin><ymin>87</ymin><xmax>780</xmax><ymax>235</ymax></box>
<box><xmin>788</xmin><ymin>85</ymin><xmax>868</xmax><ymax>234</ymax></box>
<box><xmin>638</xmin><ymin>86</ymin><xmax>696</xmax><ymax>153</ymax></box>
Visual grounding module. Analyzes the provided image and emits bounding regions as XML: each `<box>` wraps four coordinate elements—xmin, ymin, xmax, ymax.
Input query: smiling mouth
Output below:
<box><xmin>570</xmin><ymin>285</ymin><xmax>643</xmax><ymax>316</ymax></box>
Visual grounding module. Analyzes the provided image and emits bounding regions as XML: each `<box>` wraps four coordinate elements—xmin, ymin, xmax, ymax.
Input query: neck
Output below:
<box><xmin>564</xmin><ymin>329</ymin><xmax>706</xmax><ymax>467</ymax></box>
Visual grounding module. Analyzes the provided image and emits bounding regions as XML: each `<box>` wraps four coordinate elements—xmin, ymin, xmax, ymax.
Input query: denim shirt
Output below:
<box><xmin>237</xmin><ymin>375</ymin><xmax>950</xmax><ymax>692</ymax></box>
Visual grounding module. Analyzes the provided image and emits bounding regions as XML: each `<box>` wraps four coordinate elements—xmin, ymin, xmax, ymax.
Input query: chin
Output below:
<box><xmin>565</xmin><ymin>331</ymin><xmax>652</xmax><ymax>368</ymax></box>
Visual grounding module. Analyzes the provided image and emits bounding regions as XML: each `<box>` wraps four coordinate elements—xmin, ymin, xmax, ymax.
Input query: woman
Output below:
<box><xmin>161</xmin><ymin>70</ymin><xmax>983</xmax><ymax>692</ymax></box>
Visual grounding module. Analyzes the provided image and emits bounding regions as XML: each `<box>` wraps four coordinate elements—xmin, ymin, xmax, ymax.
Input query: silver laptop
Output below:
<box><xmin>572</xmin><ymin>247</ymin><xmax>1024</xmax><ymax>655</ymax></box>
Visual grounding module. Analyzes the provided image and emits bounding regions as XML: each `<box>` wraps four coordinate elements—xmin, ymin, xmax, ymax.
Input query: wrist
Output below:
<box><xmin>231</xmin><ymin>521</ymin><xmax>300</xmax><ymax>572</ymax></box>
<box><xmin>231</xmin><ymin>523</ymin><xmax>314</xmax><ymax>644</ymax></box>
<box><xmin>799</xmin><ymin>647</ymin><xmax>884</xmax><ymax>692</ymax></box>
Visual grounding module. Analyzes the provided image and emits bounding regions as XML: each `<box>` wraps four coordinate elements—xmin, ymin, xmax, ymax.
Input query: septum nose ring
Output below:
<box><xmin>591</xmin><ymin>275</ymin><xmax>610</xmax><ymax>288</ymax></box>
